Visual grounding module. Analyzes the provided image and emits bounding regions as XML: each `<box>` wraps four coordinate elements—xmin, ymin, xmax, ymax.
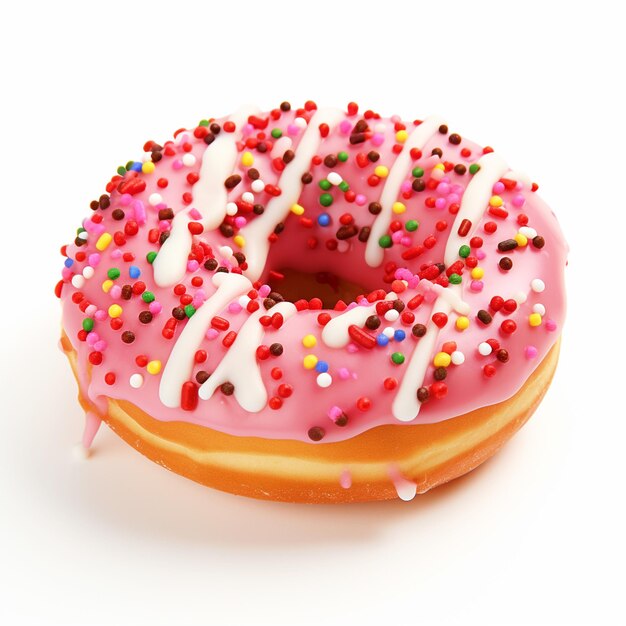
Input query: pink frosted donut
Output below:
<box><xmin>57</xmin><ymin>100</ymin><xmax>567</xmax><ymax>502</ymax></box>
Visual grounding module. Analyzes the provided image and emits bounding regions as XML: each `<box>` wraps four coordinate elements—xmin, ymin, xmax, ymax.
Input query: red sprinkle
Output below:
<box><xmin>457</xmin><ymin>218</ymin><xmax>472</xmax><ymax>237</ymax></box>
<box><xmin>348</xmin><ymin>324</ymin><xmax>377</xmax><ymax>349</ymax></box>
<box><xmin>181</xmin><ymin>381</ymin><xmax>199</xmax><ymax>411</ymax></box>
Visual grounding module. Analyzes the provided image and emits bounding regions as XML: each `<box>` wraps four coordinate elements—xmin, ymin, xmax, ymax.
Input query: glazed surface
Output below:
<box><xmin>58</xmin><ymin>101</ymin><xmax>567</xmax><ymax>444</ymax></box>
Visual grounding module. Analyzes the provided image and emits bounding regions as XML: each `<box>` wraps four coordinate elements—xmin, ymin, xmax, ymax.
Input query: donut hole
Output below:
<box><xmin>267</xmin><ymin>267</ymin><xmax>371</xmax><ymax>309</ymax></box>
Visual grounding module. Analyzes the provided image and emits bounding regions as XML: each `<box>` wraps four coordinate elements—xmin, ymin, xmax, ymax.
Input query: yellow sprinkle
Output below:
<box><xmin>529</xmin><ymin>313</ymin><xmax>542</xmax><ymax>327</ymax></box>
<box><xmin>108</xmin><ymin>304</ymin><xmax>123</xmax><ymax>318</ymax></box>
<box><xmin>101</xmin><ymin>279</ymin><xmax>113</xmax><ymax>293</ymax></box>
<box><xmin>514</xmin><ymin>233</ymin><xmax>528</xmax><ymax>247</ymax></box>
<box><xmin>303</xmin><ymin>354</ymin><xmax>318</xmax><ymax>370</ymax></box>
<box><xmin>233</xmin><ymin>235</ymin><xmax>245</xmax><ymax>248</ymax></box>
<box><xmin>489</xmin><ymin>195</ymin><xmax>503</xmax><ymax>207</ymax></box>
<box><xmin>374</xmin><ymin>165</ymin><xmax>389</xmax><ymax>178</ymax></box>
<box><xmin>471</xmin><ymin>267</ymin><xmax>484</xmax><ymax>280</ymax></box>
<box><xmin>291</xmin><ymin>203</ymin><xmax>305</xmax><ymax>216</ymax></box>
<box><xmin>433</xmin><ymin>352</ymin><xmax>452</xmax><ymax>368</ymax></box>
<box><xmin>241</xmin><ymin>151</ymin><xmax>254</xmax><ymax>167</ymax></box>
<box><xmin>434</xmin><ymin>163</ymin><xmax>445</xmax><ymax>171</ymax></box>
<box><xmin>455</xmin><ymin>316</ymin><xmax>470</xmax><ymax>331</ymax></box>
<box><xmin>302</xmin><ymin>334</ymin><xmax>317</xmax><ymax>348</ymax></box>
<box><xmin>392</xmin><ymin>201</ymin><xmax>406</xmax><ymax>214</ymax></box>
<box><xmin>95</xmin><ymin>233</ymin><xmax>112</xmax><ymax>251</ymax></box>
<box><xmin>147</xmin><ymin>360</ymin><xmax>162</xmax><ymax>375</ymax></box>
<box><xmin>142</xmin><ymin>162</ymin><xmax>155</xmax><ymax>174</ymax></box>
<box><xmin>395</xmin><ymin>130</ymin><xmax>409</xmax><ymax>143</ymax></box>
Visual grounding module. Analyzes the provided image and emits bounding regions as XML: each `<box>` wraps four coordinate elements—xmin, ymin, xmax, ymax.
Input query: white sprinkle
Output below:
<box><xmin>383</xmin><ymin>326</ymin><xmax>395</xmax><ymax>339</ymax></box>
<box><xmin>451</xmin><ymin>350</ymin><xmax>465</xmax><ymax>365</ymax></box>
<box><xmin>71</xmin><ymin>274</ymin><xmax>85</xmax><ymax>288</ymax></box>
<box><xmin>519</xmin><ymin>226</ymin><xmax>537</xmax><ymax>239</ymax></box>
<box><xmin>182</xmin><ymin>153</ymin><xmax>196</xmax><ymax>167</ymax></box>
<box><xmin>531</xmin><ymin>278</ymin><xmax>545</xmax><ymax>293</ymax></box>
<box><xmin>77</xmin><ymin>231</ymin><xmax>89</xmax><ymax>241</ymax></box>
<box><xmin>219</xmin><ymin>246</ymin><xmax>234</xmax><ymax>260</ymax></box>
<box><xmin>251</xmin><ymin>179</ymin><xmax>265</xmax><ymax>193</ymax></box>
<box><xmin>478</xmin><ymin>342</ymin><xmax>492</xmax><ymax>356</ymax></box>
<box><xmin>129</xmin><ymin>373</ymin><xmax>144</xmax><ymax>389</ymax></box>
<box><xmin>317</xmin><ymin>373</ymin><xmax>332</xmax><ymax>388</ymax></box>
<box><xmin>270</xmin><ymin>135</ymin><xmax>293</xmax><ymax>158</ymax></box>
<box><xmin>327</xmin><ymin>172</ymin><xmax>342</xmax><ymax>186</ymax></box>
<box><xmin>226</xmin><ymin>202</ymin><xmax>238</xmax><ymax>216</ymax></box>
<box><xmin>148</xmin><ymin>193</ymin><xmax>162</xmax><ymax>206</ymax></box>
<box><xmin>82</xmin><ymin>266</ymin><xmax>95</xmax><ymax>280</ymax></box>
<box><xmin>238</xmin><ymin>295</ymin><xmax>251</xmax><ymax>308</ymax></box>
<box><xmin>294</xmin><ymin>117</ymin><xmax>307</xmax><ymax>129</ymax></box>
<box><xmin>336</xmin><ymin>240</ymin><xmax>350</xmax><ymax>253</ymax></box>
<box><xmin>242</xmin><ymin>192</ymin><xmax>254</xmax><ymax>204</ymax></box>
<box><xmin>533</xmin><ymin>303</ymin><xmax>546</xmax><ymax>316</ymax></box>
<box><xmin>514</xmin><ymin>291</ymin><xmax>528</xmax><ymax>304</ymax></box>
<box><xmin>384</xmin><ymin>309</ymin><xmax>400</xmax><ymax>322</ymax></box>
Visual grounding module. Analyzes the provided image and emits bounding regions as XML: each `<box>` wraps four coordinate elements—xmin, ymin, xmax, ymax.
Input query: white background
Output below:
<box><xmin>1</xmin><ymin>1</ymin><xmax>625</xmax><ymax>624</ymax></box>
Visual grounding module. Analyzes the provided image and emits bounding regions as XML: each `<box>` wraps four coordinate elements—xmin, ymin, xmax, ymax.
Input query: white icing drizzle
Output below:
<box><xmin>430</xmin><ymin>283</ymin><xmax>470</xmax><ymax>315</ymax></box>
<box><xmin>159</xmin><ymin>272</ymin><xmax>252</xmax><ymax>408</ymax></box>
<box><xmin>392</xmin><ymin>152</ymin><xmax>515</xmax><ymax>422</ymax></box>
<box><xmin>240</xmin><ymin>107</ymin><xmax>345</xmax><ymax>281</ymax></box>
<box><xmin>321</xmin><ymin>293</ymin><xmax>397</xmax><ymax>348</ymax></box>
<box><xmin>388</xmin><ymin>466</ymin><xmax>417</xmax><ymax>501</ymax></box>
<box><xmin>153</xmin><ymin>105</ymin><xmax>260</xmax><ymax>288</ymax></box>
<box><xmin>365</xmin><ymin>116</ymin><xmax>445</xmax><ymax>268</ymax></box>
<box><xmin>198</xmin><ymin>301</ymin><xmax>297</xmax><ymax>412</ymax></box>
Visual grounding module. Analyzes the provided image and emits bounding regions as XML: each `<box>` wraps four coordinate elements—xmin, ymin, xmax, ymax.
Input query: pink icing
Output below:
<box><xmin>58</xmin><ymin>101</ymin><xmax>567</xmax><ymax>445</ymax></box>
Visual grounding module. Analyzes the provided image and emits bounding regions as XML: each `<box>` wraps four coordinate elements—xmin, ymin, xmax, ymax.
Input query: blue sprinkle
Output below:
<box><xmin>130</xmin><ymin>161</ymin><xmax>143</xmax><ymax>172</ymax></box>
<box><xmin>64</xmin><ymin>258</ymin><xmax>74</xmax><ymax>268</ymax></box>
<box><xmin>394</xmin><ymin>329</ymin><xmax>406</xmax><ymax>342</ymax></box>
<box><xmin>376</xmin><ymin>334</ymin><xmax>389</xmax><ymax>347</ymax></box>
<box><xmin>129</xmin><ymin>265</ymin><xmax>141</xmax><ymax>279</ymax></box>
<box><xmin>317</xmin><ymin>213</ymin><xmax>331</xmax><ymax>227</ymax></box>
<box><xmin>315</xmin><ymin>360</ymin><xmax>329</xmax><ymax>373</ymax></box>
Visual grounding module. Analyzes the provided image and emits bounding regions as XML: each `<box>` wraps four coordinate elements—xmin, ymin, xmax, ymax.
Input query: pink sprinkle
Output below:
<box><xmin>83</xmin><ymin>219</ymin><xmax>99</xmax><ymax>233</ymax></box>
<box><xmin>545</xmin><ymin>319</ymin><xmax>557</xmax><ymax>331</ymax></box>
<box><xmin>85</xmin><ymin>304</ymin><xmax>97</xmax><ymax>317</ymax></box>
<box><xmin>400</xmin><ymin>236</ymin><xmax>412</xmax><ymax>247</ymax></box>
<box><xmin>437</xmin><ymin>182</ymin><xmax>450</xmax><ymax>196</ymax></box>
<box><xmin>149</xmin><ymin>301</ymin><xmax>162</xmax><ymax>315</ymax></box>
<box><xmin>355</xmin><ymin>194</ymin><xmax>367</xmax><ymax>206</ymax></box>
<box><xmin>287</xmin><ymin>124</ymin><xmax>299</xmax><ymax>136</ymax></box>
<box><xmin>470</xmin><ymin>280</ymin><xmax>484</xmax><ymax>292</ymax></box>
<box><xmin>242</xmin><ymin>123</ymin><xmax>254</xmax><ymax>137</ymax></box>
<box><xmin>371</xmin><ymin>133</ymin><xmax>385</xmax><ymax>147</ymax></box>
<box><xmin>328</xmin><ymin>406</ymin><xmax>342</xmax><ymax>420</ymax></box>
<box><xmin>452</xmin><ymin>184</ymin><xmax>464</xmax><ymax>195</ymax></box>
<box><xmin>476</xmin><ymin>249</ymin><xmax>486</xmax><ymax>260</ymax></box>
<box><xmin>392</xmin><ymin>231</ymin><xmax>403</xmax><ymax>244</ymax></box>
<box><xmin>93</xmin><ymin>340</ymin><xmax>107</xmax><ymax>352</ymax></box>
<box><xmin>158</xmin><ymin>220</ymin><xmax>171</xmax><ymax>232</ymax></box>
<box><xmin>120</xmin><ymin>194</ymin><xmax>132</xmax><ymax>206</ymax></box>
<box><xmin>401</xmin><ymin>181</ymin><xmax>412</xmax><ymax>194</ymax></box>
<box><xmin>338</xmin><ymin>368</ymin><xmax>351</xmax><ymax>380</ymax></box>
<box><xmin>339</xmin><ymin>119</ymin><xmax>352</xmax><ymax>134</ymax></box>
<box><xmin>187</xmin><ymin>260</ymin><xmax>200</xmax><ymax>272</ymax></box>
<box><xmin>228</xmin><ymin>302</ymin><xmax>242</xmax><ymax>314</ymax></box>
<box><xmin>492</xmin><ymin>181</ymin><xmax>505</xmax><ymax>194</ymax></box>
<box><xmin>512</xmin><ymin>194</ymin><xmax>525</xmax><ymax>208</ymax></box>
<box><xmin>258</xmin><ymin>284</ymin><xmax>271</xmax><ymax>297</ymax></box>
<box><xmin>189</xmin><ymin>208</ymin><xmax>202</xmax><ymax>220</ymax></box>
<box><xmin>339</xmin><ymin>470</ymin><xmax>352</xmax><ymax>489</ymax></box>
<box><xmin>346</xmin><ymin>343</ymin><xmax>359</xmax><ymax>354</ymax></box>
<box><xmin>88</xmin><ymin>253</ymin><xmax>101</xmax><ymax>266</ymax></box>
<box><xmin>109</xmin><ymin>285</ymin><xmax>122</xmax><ymax>299</ymax></box>
<box><xmin>435</xmin><ymin>197</ymin><xmax>447</xmax><ymax>210</ymax></box>
<box><xmin>86</xmin><ymin>332</ymin><xmax>99</xmax><ymax>346</ymax></box>
<box><xmin>134</xmin><ymin>202</ymin><xmax>147</xmax><ymax>225</ymax></box>
<box><xmin>395</xmin><ymin>268</ymin><xmax>412</xmax><ymax>280</ymax></box>
<box><xmin>61</xmin><ymin>267</ymin><xmax>72</xmax><ymax>280</ymax></box>
<box><xmin>448</xmin><ymin>193</ymin><xmax>460</xmax><ymax>204</ymax></box>
<box><xmin>206</xmin><ymin>328</ymin><xmax>219</xmax><ymax>340</ymax></box>
<box><xmin>525</xmin><ymin>345</ymin><xmax>538</xmax><ymax>359</ymax></box>
<box><xmin>234</xmin><ymin>216</ymin><xmax>247</xmax><ymax>228</ymax></box>
<box><xmin>110</xmin><ymin>249</ymin><xmax>122</xmax><ymax>259</ymax></box>
<box><xmin>172</xmin><ymin>159</ymin><xmax>183</xmax><ymax>170</ymax></box>
<box><xmin>94</xmin><ymin>310</ymin><xmax>107</xmax><ymax>322</ymax></box>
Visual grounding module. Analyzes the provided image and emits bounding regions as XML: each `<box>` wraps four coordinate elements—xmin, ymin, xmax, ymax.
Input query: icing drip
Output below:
<box><xmin>198</xmin><ymin>301</ymin><xmax>297</xmax><ymax>411</ymax></box>
<box><xmin>240</xmin><ymin>107</ymin><xmax>345</xmax><ymax>281</ymax></box>
<box><xmin>159</xmin><ymin>272</ymin><xmax>252</xmax><ymax>408</ymax></box>
<box><xmin>321</xmin><ymin>293</ymin><xmax>397</xmax><ymax>348</ymax></box>
<box><xmin>392</xmin><ymin>153</ymin><xmax>514</xmax><ymax>422</ymax></box>
<box><xmin>82</xmin><ymin>411</ymin><xmax>102</xmax><ymax>449</ymax></box>
<box><xmin>153</xmin><ymin>105</ymin><xmax>260</xmax><ymax>288</ymax></box>
<box><xmin>365</xmin><ymin>116</ymin><xmax>444</xmax><ymax>268</ymax></box>
<box><xmin>339</xmin><ymin>469</ymin><xmax>352</xmax><ymax>489</ymax></box>
<box><xmin>388</xmin><ymin>466</ymin><xmax>417</xmax><ymax>501</ymax></box>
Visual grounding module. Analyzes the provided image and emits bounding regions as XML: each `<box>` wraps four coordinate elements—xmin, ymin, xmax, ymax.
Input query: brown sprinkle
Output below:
<box><xmin>477</xmin><ymin>309</ymin><xmax>493</xmax><ymax>325</ymax></box>
<box><xmin>499</xmin><ymin>257</ymin><xmax>513</xmax><ymax>271</ymax></box>
<box><xmin>307</xmin><ymin>426</ymin><xmax>325</xmax><ymax>442</ymax></box>
<box><xmin>224</xmin><ymin>174</ymin><xmax>242</xmax><ymax>189</ymax></box>
<box><xmin>417</xmin><ymin>387</ymin><xmax>430</xmax><ymax>403</ymax></box>
<box><xmin>412</xmin><ymin>323</ymin><xmax>427</xmax><ymax>337</ymax></box>
<box><xmin>196</xmin><ymin>371</ymin><xmax>210</xmax><ymax>384</ymax></box>
<box><xmin>121</xmin><ymin>331</ymin><xmax>135</xmax><ymax>344</ymax></box>
<box><xmin>220</xmin><ymin>382</ymin><xmax>234</xmax><ymax>396</ymax></box>
<box><xmin>138</xmin><ymin>311</ymin><xmax>153</xmax><ymax>324</ymax></box>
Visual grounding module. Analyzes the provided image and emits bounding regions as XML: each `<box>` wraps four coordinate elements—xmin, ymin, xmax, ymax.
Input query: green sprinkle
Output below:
<box><xmin>391</xmin><ymin>352</ymin><xmax>405</xmax><ymax>365</ymax></box>
<box><xmin>76</xmin><ymin>227</ymin><xmax>86</xmax><ymax>235</ymax></box>
<box><xmin>125</xmin><ymin>160</ymin><xmax>134</xmax><ymax>170</ymax></box>
<box><xmin>412</xmin><ymin>167</ymin><xmax>424</xmax><ymax>178</ymax></box>
<box><xmin>271</xmin><ymin>128</ymin><xmax>282</xmax><ymax>139</ymax></box>
<box><xmin>459</xmin><ymin>244</ymin><xmax>471</xmax><ymax>258</ymax></box>
<box><xmin>146</xmin><ymin>251</ymin><xmax>157</xmax><ymax>264</ymax></box>
<box><xmin>117</xmin><ymin>166</ymin><xmax>127</xmax><ymax>176</ymax></box>
<box><xmin>469</xmin><ymin>163</ymin><xmax>481</xmax><ymax>175</ymax></box>
<box><xmin>378</xmin><ymin>235</ymin><xmax>392</xmax><ymax>249</ymax></box>
<box><xmin>449</xmin><ymin>273</ymin><xmax>463</xmax><ymax>285</ymax></box>
<box><xmin>337</xmin><ymin>151</ymin><xmax>349</xmax><ymax>162</ymax></box>
<box><xmin>319</xmin><ymin>193</ymin><xmax>334</xmax><ymax>207</ymax></box>
<box><xmin>405</xmin><ymin>219</ymin><xmax>419</xmax><ymax>232</ymax></box>
<box><xmin>184</xmin><ymin>304</ymin><xmax>196</xmax><ymax>318</ymax></box>
<box><xmin>142</xmin><ymin>291</ymin><xmax>155</xmax><ymax>303</ymax></box>
<box><xmin>319</xmin><ymin>179</ymin><xmax>331</xmax><ymax>190</ymax></box>
<box><xmin>82</xmin><ymin>318</ymin><xmax>94</xmax><ymax>332</ymax></box>
<box><xmin>107</xmin><ymin>268</ymin><xmax>120</xmax><ymax>280</ymax></box>
<box><xmin>338</xmin><ymin>181</ymin><xmax>350</xmax><ymax>192</ymax></box>
<box><xmin>198</xmin><ymin>119</ymin><xmax>209</xmax><ymax>127</ymax></box>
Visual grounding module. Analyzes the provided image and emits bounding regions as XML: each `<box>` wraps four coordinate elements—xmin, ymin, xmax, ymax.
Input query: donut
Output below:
<box><xmin>57</xmin><ymin>100</ymin><xmax>567</xmax><ymax>503</ymax></box>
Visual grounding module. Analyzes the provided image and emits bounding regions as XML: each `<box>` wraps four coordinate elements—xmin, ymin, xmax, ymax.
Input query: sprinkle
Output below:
<box><xmin>142</xmin><ymin>162</ymin><xmax>155</xmax><ymax>174</ymax></box>
<box><xmin>302</xmin><ymin>334</ymin><xmax>317</xmax><ymax>348</ymax></box>
<box><xmin>241</xmin><ymin>151</ymin><xmax>254</xmax><ymax>166</ymax></box>
<box><xmin>392</xmin><ymin>201</ymin><xmax>406</xmax><ymax>214</ymax></box>
<box><xmin>303</xmin><ymin>355</ymin><xmax>318</xmax><ymax>369</ymax></box>
<box><xmin>455</xmin><ymin>316</ymin><xmax>470</xmax><ymax>331</ymax></box>
<box><xmin>147</xmin><ymin>360</ymin><xmax>162</xmax><ymax>375</ymax></box>
<box><xmin>451</xmin><ymin>351</ymin><xmax>465</xmax><ymax>365</ymax></box>
<box><xmin>533</xmin><ymin>303</ymin><xmax>546</xmax><ymax>316</ymax></box>
<box><xmin>531</xmin><ymin>278</ymin><xmax>545</xmax><ymax>292</ymax></box>
<box><xmin>514</xmin><ymin>233</ymin><xmax>528</xmax><ymax>247</ymax></box>
<box><xmin>391</xmin><ymin>352</ymin><xmax>405</xmax><ymax>365</ymax></box>
<box><xmin>317</xmin><ymin>372</ymin><xmax>332</xmax><ymax>387</ymax></box>
<box><xmin>374</xmin><ymin>165</ymin><xmax>389</xmax><ymax>178</ymax></box>
<box><xmin>129</xmin><ymin>373</ymin><xmax>144</xmax><ymax>389</ymax></box>
<box><xmin>433</xmin><ymin>352</ymin><xmax>451</xmax><ymax>368</ymax></box>
<box><xmin>148</xmin><ymin>193</ymin><xmax>162</xmax><ymax>206</ymax></box>
<box><xmin>291</xmin><ymin>203</ymin><xmax>305</xmax><ymax>216</ymax></box>
<box><xmin>108</xmin><ymin>304</ymin><xmax>123</xmax><ymax>318</ymax></box>
<box><xmin>95</xmin><ymin>233</ymin><xmax>112</xmax><ymax>251</ymax></box>
<box><xmin>528</xmin><ymin>313</ymin><xmax>542</xmax><ymax>327</ymax></box>
<box><xmin>478</xmin><ymin>342</ymin><xmax>492</xmax><ymax>356</ymax></box>
<box><xmin>525</xmin><ymin>345</ymin><xmax>539</xmax><ymax>359</ymax></box>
